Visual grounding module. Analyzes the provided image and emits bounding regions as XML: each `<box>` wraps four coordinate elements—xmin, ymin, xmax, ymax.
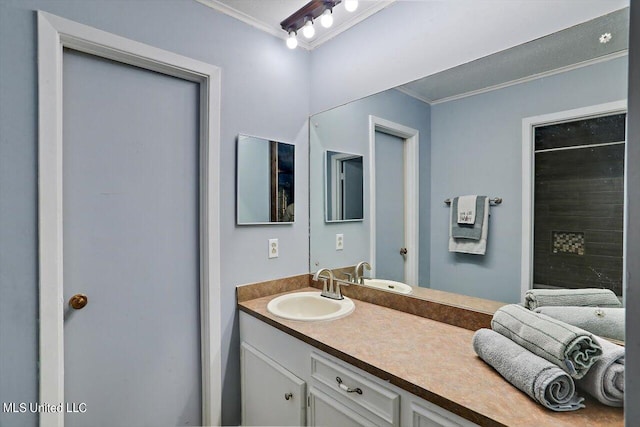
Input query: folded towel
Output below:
<box><xmin>451</xmin><ymin>196</ymin><xmax>485</xmax><ymax>240</ymax></box>
<box><xmin>456</xmin><ymin>195</ymin><xmax>477</xmax><ymax>224</ymax></box>
<box><xmin>449</xmin><ymin>196</ymin><xmax>489</xmax><ymax>254</ymax></box>
<box><xmin>472</xmin><ymin>328</ymin><xmax>584</xmax><ymax>411</ymax></box>
<box><xmin>576</xmin><ymin>336</ymin><xmax>624</xmax><ymax>406</ymax></box>
<box><xmin>524</xmin><ymin>288</ymin><xmax>621</xmax><ymax>310</ymax></box>
<box><xmin>491</xmin><ymin>304</ymin><xmax>602</xmax><ymax>379</ymax></box>
<box><xmin>534</xmin><ymin>306</ymin><xmax>625</xmax><ymax>342</ymax></box>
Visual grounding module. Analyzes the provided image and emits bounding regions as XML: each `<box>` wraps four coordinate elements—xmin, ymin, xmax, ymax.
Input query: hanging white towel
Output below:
<box><xmin>457</xmin><ymin>195</ymin><xmax>477</xmax><ymax>224</ymax></box>
<box><xmin>449</xmin><ymin>196</ymin><xmax>489</xmax><ymax>255</ymax></box>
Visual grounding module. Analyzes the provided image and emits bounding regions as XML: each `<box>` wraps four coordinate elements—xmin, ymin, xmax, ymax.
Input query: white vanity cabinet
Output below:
<box><xmin>240</xmin><ymin>343</ymin><xmax>306</xmax><ymax>426</ymax></box>
<box><xmin>239</xmin><ymin>311</ymin><xmax>478</xmax><ymax>427</ymax></box>
<box><xmin>309</xmin><ymin>353</ymin><xmax>400</xmax><ymax>426</ymax></box>
<box><xmin>308</xmin><ymin>386</ymin><xmax>379</xmax><ymax>426</ymax></box>
<box><xmin>409</xmin><ymin>400</ymin><xmax>477</xmax><ymax>427</ymax></box>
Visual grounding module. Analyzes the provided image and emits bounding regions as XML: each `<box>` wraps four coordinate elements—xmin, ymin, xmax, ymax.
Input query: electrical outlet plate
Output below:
<box><xmin>336</xmin><ymin>234</ymin><xmax>344</xmax><ymax>251</ymax></box>
<box><xmin>269</xmin><ymin>238</ymin><xmax>279</xmax><ymax>258</ymax></box>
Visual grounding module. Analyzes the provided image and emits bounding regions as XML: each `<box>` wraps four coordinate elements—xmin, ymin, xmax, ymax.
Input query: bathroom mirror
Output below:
<box><xmin>237</xmin><ymin>134</ymin><xmax>295</xmax><ymax>224</ymax></box>
<box><xmin>309</xmin><ymin>7</ymin><xmax>629</xmax><ymax>316</ymax></box>
<box><xmin>325</xmin><ymin>151</ymin><xmax>364</xmax><ymax>222</ymax></box>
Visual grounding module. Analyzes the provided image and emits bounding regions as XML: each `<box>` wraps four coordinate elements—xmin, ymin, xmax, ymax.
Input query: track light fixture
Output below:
<box><xmin>280</xmin><ymin>0</ymin><xmax>357</xmax><ymax>48</ymax></box>
<box><xmin>286</xmin><ymin>31</ymin><xmax>298</xmax><ymax>49</ymax></box>
<box><xmin>320</xmin><ymin>8</ymin><xmax>333</xmax><ymax>28</ymax></box>
<box><xmin>302</xmin><ymin>18</ymin><xmax>315</xmax><ymax>38</ymax></box>
<box><xmin>344</xmin><ymin>0</ymin><xmax>358</xmax><ymax>12</ymax></box>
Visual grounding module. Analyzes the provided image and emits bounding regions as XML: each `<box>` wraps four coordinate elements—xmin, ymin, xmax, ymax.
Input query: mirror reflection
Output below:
<box><xmin>237</xmin><ymin>134</ymin><xmax>294</xmax><ymax>224</ymax></box>
<box><xmin>325</xmin><ymin>151</ymin><xmax>364</xmax><ymax>222</ymax></box>
<box><xmin>309</xmin><ymin>7</ymin><xmax>629</xmax><ymax>317</ymax></box>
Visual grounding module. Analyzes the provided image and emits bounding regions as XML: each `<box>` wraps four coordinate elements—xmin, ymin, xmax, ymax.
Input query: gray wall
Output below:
<box><xmin>429</xmin><ymin>57</ymin><xmax>628</xmax><ymax>303</ymax></box>
<box><xmin>0</xmin><ymin>1</ymin><xmax>309</xmax><ymax>425</ymax></box>
<box><xmin>309</xmin><ymin>88</ymin><xmax>431</xmax><ymax>284</ymax></box>
<box><xmin>625</xmin><ymin>1</ymin><xmax>639</xmax><ymax>424</ymax></box>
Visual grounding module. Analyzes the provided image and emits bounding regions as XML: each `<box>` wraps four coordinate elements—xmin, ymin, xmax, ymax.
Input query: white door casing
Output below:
<box><xmin>37</xmin><ymin>12</ymin><xmax>221</xmax><ymax>427</ymax></box>
<box><xmin>520</xmin><ymin>100</ymin><xmax>627</xmax><ymax>302</ymax></box>
<box><xmin>368</xmin><ymin>116</ymin><xmax>419</xmax><ymax>286</ymax></box>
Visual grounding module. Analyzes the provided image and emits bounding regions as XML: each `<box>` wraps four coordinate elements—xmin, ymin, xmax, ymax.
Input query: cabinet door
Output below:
<box><xmin>241</xmin><ymin>343</ymin><xmax>306</xmax><ymax>426</ymax></box>
<box><xmin>309</xmin><ymin>386</ymin><xmax>378</xmax><ymax>427</ymax></box>
<box><xmin>411</xmin><ymin>401</ymin><xmax>478</xmax><ymax>427</ymax></box>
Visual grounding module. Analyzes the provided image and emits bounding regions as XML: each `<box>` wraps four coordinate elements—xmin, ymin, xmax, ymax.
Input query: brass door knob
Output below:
<box><xmin>69</xmin><ymin>294</ymin><xmax>88</xmax><ymax>310</ymax></box>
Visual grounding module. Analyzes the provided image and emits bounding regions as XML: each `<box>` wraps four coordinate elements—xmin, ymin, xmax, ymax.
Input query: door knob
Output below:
<box><xmin>69</xmin><ymin>294</ymin><xmax>88</xmax><ymax>310</ymax></box>
<box><xmin>399</xmin><ymin>248</ymin><xmax>408</xmax><ymax>255</ymax></box>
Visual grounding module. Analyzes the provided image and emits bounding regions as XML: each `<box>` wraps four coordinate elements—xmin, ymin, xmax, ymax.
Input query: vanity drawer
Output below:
<box><xmin>311</xmin><ymin>352</ymin><xmax>400</xmax><ymax>426</ymax></box>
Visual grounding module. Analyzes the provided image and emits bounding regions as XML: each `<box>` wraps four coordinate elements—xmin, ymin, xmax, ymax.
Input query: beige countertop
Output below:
<box><xmin>238</xmin><ymin>284</ymin><xmax>624</xmax><ymax>427</ymax></box>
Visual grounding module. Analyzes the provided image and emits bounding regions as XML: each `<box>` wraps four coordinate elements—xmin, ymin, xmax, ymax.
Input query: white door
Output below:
<box><xmin>62</xmin><ymin>49</ymin><xmax>202</xmax><ymax>426</ymax></box>
<box><xmin>375</xmin><ymin>131</ymin><xmax>406</xmax><ymax>282</ymax></box>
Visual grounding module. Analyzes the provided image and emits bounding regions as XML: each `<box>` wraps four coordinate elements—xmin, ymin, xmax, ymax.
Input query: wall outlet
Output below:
<box><xmin>336</xmin><ymin>234</ymin><xmax>344</xmax><ymax>251</ymax></box>
<box><xmin>268</xmin><ymin>238</ymin><xmax>279</xmax><ymax>258</ymax></box>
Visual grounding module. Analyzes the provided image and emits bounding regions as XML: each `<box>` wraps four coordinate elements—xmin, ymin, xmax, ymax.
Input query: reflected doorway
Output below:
<box><xmin>533</xmin><ymin>113</ymin><xmax>626</xmax><ymax>296</ymax></box>
<box><xmin>368</xmin><ymin>116</ymin><xmax>419</xmax><ymax>286</ymax></box>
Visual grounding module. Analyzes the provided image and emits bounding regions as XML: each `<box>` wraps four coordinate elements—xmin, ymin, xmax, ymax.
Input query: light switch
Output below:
<box><xmin>336</xmin><ymin>234</ymin><xmax>344</xmax><ymax>251</ymax></box>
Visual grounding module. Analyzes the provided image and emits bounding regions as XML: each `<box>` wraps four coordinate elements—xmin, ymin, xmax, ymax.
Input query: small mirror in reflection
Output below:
<box><xmin>325</xmin><ymin>151</ymin><xmax>364</xmax><ymax>222</ymax></box>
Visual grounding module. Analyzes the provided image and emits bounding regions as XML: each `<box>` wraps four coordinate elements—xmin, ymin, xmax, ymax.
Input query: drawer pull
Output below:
<box><xmin>336</xmin><ymin>376</ymin><xmax>363</xmax><ymax>394</ymax></box>
<box><xmin>284</xmin><ymin>393</ymin><xmax>293</xmax><ymax>401</ymax></box>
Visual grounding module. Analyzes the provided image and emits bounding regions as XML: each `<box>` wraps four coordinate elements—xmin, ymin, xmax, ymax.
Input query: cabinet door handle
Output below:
<box><xmin>336</xmin><ymin>376</ymin><xmax>363</xmax><ymax>394</ymax></box>
<box><xmin>284</xmin><ymin>393</ymin><xmax>293</xmax><ymax>401</ymax></box>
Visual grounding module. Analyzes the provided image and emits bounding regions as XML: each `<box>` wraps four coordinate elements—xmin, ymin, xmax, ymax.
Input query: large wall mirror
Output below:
<box><xmin>237</xmin><ymin>134</ymin><xmax>294</xmax><ymax>224</ymax></box>
<box><xmin>309</xmin><ymin>7</ymin><xmax>629</xmax><ymax>318</ymax></box>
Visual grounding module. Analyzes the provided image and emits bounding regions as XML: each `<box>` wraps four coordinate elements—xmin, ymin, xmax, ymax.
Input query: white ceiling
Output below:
<box><xmin>397</xmin><ymin>7</ymin><xmax>629</xmax><ymax>104</ymax></box>
<box><xmin>196</xmin><ymin>0</ymin><xmax>396</xmax><ymax>49</ymax></box>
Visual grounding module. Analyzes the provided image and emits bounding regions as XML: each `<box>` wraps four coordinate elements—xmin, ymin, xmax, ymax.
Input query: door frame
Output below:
<box><xmin>37</xmin><ymin>12</ymin><xmax>222</xmax><ymax>426</ymax></box>
<box><xmin>520</xmin><ymin>100</ymin><xmax>627</xmax><ymax>302</ymax></box>
<box><xmin>368</xmin><ymin>116</ymin><xmax>419</xmax><ymax>285</ymax></box>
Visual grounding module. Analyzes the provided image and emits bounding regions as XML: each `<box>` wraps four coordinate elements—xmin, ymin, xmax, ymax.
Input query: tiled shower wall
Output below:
<box><xmin>533</xmin><ymin>114</ymin><xmax>625</xmax><ymax>295</ymax></box>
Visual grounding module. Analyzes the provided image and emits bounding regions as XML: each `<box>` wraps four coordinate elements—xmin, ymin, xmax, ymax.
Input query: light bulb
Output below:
<box><xmin>320</xmin><ymin>8</ymin><xmax>333</xmax><ymax>28</ymax></box>
<box><xmin>302</xmin><ymin>20</ymin><xmax>315</xmax><ymax>39</ymax></box>
<box><xmin>286</xmin><ymin>31</ymin><xmax>298</xmax><ymax>49</ymax></box>
<box><xmin>344</xmin><ymin>0</ymin><xmax>358</xmax><ymax>12</ymax></box>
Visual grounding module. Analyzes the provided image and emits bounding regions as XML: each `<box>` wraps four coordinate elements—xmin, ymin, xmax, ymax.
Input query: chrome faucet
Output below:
<box><xmin>313</xmin><ymin>268</ymin><xmax>348</xmax><ymax>300</ymax></box>
<box><xmin>354</xmin><ymin>261</ymin><xmax>371</xmax><ymax>284</ymax></box>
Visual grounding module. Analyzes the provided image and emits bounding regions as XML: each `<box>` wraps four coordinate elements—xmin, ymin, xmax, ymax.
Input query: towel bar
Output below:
<box><xmin>444</xmin><ymin>197</ymin><xmax>502</xmax><ymax>205</ymax></box>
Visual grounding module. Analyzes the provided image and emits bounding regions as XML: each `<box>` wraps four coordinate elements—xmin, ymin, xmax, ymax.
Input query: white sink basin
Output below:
<box><xmin>267</xmin><ymin>291</ymin><xmax>355</xmax><ymax>322</ymax></box>
<box><xmin>362</xmin><ymin>279</ymin><xmax>413</xmax><ymax>294</ymax></box>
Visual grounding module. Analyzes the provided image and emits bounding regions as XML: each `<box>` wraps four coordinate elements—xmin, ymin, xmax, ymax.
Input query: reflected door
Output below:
<box><xmin>62</xmin><ymin>50</ymin><xmax>202</xmax><ymax>426</ymax></box>
<box><xmin>342</xmin><ymin>158</ymin><xmax>364</xmax><ymax>219</ymax></box>
<box><xmin>375</xmin><ymin>131</ymin><xmax>406</xmax><ymax>282</ymax></box>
